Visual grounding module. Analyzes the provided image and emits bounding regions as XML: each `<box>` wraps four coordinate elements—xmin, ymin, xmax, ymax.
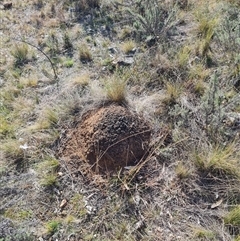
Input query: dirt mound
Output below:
<box><xmin>58</xmin><ymin>104</ymin><xmax>151</xmax><ymax>173</ymax></box>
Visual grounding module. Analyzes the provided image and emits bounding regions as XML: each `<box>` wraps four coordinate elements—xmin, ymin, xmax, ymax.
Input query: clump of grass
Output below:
<box><xmin>188</xmin><ymin>63</ymin><xmax>210</xmax><ymax>81</ymax></box>
<box><xmin>70</xmin><ymin>73</ymin><xmax>90</xmax><ymax>87</ymax></box>
<box><xmin>44</xmin><ymin>108</ymin><xmax>59</xmax><ymax>127</ymax></box>
<box><xmin>126</xmin><ymin>0</ymin><xmax>178</xmax><ymax>40</ymax></box>
<box><xmin>41</xmin><ymin>173</ymin><xmax>58</xmax><ymax>187</ymax></box>
<box><xmin>0</xmin><ymin>117</ymin><xmax>14</xmax><ymax>138</ymax></box>
<box><xmin>175</xmin><ymin>162</ymin><xmax>191</xmax><ymax>179</ymax></box>
<box><xmin>195</xmin><ymin>14</ymin><xmax>217</xmax><ymax>40</ymax></box>
<box><xmin>118</xmin><ymin>26</ymin><xmax>132</xmax><ymax>40</ymax></box>
<box><xmin>104</xmin><ymin>77</ymin><xmax>127</xmax><ymax>104</ymax></box>
<box><xmin>63</xmin><ymin>58</ymin><xmax>74</xmax><ymax>68</ymax></box>
<box><xmin>11</xmin><ymin>44</ymin><xmax>29</xmax><ymax>67</ymax></box>
<box><xmin>193</xmin><ymin>79</ymin><xmax>206</xmax><ymax>96</ymax></box>
<box><xmin>46</xmin><ymin>31</ymin><xmax>60</xmax><ymax>57</ymax></box>
<box><xmin>11</xmin><ymin>96</ymin><xmax>34</xmax><ymax>118</ymax></box>
<box><xmin>19</xmin><ymin>76</ymin><xmax>38</xmax><ymax>87</ymax></box>
<box><xmin>79</xmin><ymin>44</ymin><xmax>92</xmax><ymax>63</ymax></box>
<box><xmin>235</xmin><ymin>235</ymin><xmax>240</xmax><ymax>241</ymax></box>
<box><xmin>85</xmin><ymin>36</ymin><xmax>93</xmax><ymax>43</ymax></box>
<box><xmin>192</xmin><ymin>226</ymin><xmax>216</xmax><ymax>240</ymax></box>
<box><xmin>63</xmin><ymin>32</ymin><xmax>73</xmax><ymax>52</ymax></box>
<box><xmin>18</xmin><ymin>210</ymin><xmax>33</xmax><ymax>220</ymax></box>
<box><xmin>64</xmin><ymin>215</ymin><xmax>76</xmax><ymax>224</ymax></box>
<box><xmin>163</xmin><ymin>82</ymin><xmax>182</xmax><ymax>106</ymax></box>
<box><xmin>194</xmin><ymin>11</ymin><xmax>218</xmax><ymax>63</ymax></box>
<box><xmin>3</xmin><ymin>208</ymin><xmax>32</xmax><ymax>221</ymax></box>
<box><xmin>69</xmin><ymin>193</ymin><xmax>87</xmax><ymax>218</ymax></box>
<box><xmin>121</xmin><ymin>40</ymin><xmax>136</xmax><ymax>54</ymax></box>
<box><xmin>177</xmin><ymin>45</ymin><xmax>192</xmax><ymax>68</ymax></box>
<box><xmin>194</xmin><ymin>143</ymin><xmax>240</xmax><ymax>178</ymax></box>
<box><xmin>38</xmin><ymin>157</ymin><xmax>60</xmax><ymax>172</ymax></box>
<box><xmin>1</xmin><ymin>139</ymin><xmax>24</xmax><ymax>160</ymax></box>
<box><xmin>224</xmin><ymin>205</ymin><xmax>240</xmax><ymax>227</ymax></box>
<box><xmin>38</xmin><ymin>157</ymin><xmax>60</xmax><ymax>188</ymax></box>
<box><xmin>45</xmin><ymin>220</ymin><xmax>61</xmax><ymax>234</ymax></box>
<box><xmin>185</xmin><ymin>77</ymin><xmax>206</xmax><ymax>96</ymax></box>
<box><xmin>28</xmin><ymin>119</ymin><xmax>51</xmax><ymax>131</ymax></box>
<box><xmin>27</xmin><ymin>108</ymin><xmax>59</xmax><ymax>131</ymax></box>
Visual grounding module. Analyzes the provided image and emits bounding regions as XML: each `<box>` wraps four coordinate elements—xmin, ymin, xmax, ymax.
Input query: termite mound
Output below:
<box><xmin>58</xmin><ymin>104</ymin><xmax>151</xmax><ymax>173</ymax></box>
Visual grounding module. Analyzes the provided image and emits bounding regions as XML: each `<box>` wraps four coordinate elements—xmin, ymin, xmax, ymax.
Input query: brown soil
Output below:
<box><xmin>58</xmin><ymin>104</ymin><xmax>151</xmax><ymax>173</ymax></box>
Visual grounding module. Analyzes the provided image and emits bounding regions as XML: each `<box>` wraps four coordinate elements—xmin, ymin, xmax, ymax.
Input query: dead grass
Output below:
<box><xmin>121</xmin><ymin>40</ymin><xmax>136</xmax><ymax>54</ymax></box>
<box><xmin>194</xmin><ymin>143</ymin><xmax>240</xmax><ymax>179</ymax></box>
<box><xmin>79</xmin><ymin>43</ymin><xmax>93</xmax><ymax>63</ymax></box>
<box><xmin>69</xmin><ymin>73</ymin><xmax>90</xmax><ymax>87</ymax></box>
<box><xmin>103</xmin><ymin>76</ymin><xmax>127</xmax><ymax>104</ymax></box>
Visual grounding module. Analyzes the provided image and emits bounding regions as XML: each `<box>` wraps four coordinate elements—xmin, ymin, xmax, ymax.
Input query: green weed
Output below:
<box><xmin>69</xmin><ymin>193</ymin><xmax>87</xmax><ymax>218</ymax></box>
<box><xmin>63</xmin><ymin>58</ymin><xmax>74</xmax><ymax>68</ymax></box>
<box><xmin>45</xmin><ymin>220</ymin><xmax>61</xmax><ymax>234</ymax></box>
<box><xmin>4</xmin><ymin>208</ymin><xmax>32</xmax><ymax>221</ymax></box>
<box><xmin>0</xmin><ymin>116</ymin><xmax>14</xmax><ymax>138</ymax></box>
<box><xmin>41</xmin><ymin>173</ymin><xmax>58</xmax><ymax>187</ymax></box>
<box><xmin>126</xmin><ymin>0</ymin><xmax>178</xmax><ymax>40</ymax></box>
<box><xmin>38</xmin><ymin>157</ymin><xmax>60</xmax><ymax>172</ymax></box>
<box><xmin>38</xmin><ymin>157</ymin><xmax>60</xmax><ymax>188</ymax></box>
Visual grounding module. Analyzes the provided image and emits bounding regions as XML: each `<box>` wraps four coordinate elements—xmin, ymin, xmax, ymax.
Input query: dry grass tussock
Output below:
<box><xmin>0</xmin><ymin>0</ymin><xmax>240</xmax><ymax>240</ymax></box>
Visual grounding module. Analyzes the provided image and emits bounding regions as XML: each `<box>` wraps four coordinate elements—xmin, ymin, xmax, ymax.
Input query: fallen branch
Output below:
<box><xmin>12</xmin><ymin>37</ymin><xmax>59</xmax><ymax>82</ymax></box>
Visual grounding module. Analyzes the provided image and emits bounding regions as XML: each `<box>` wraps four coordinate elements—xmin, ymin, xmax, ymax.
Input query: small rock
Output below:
<box><xmin>224</xmin><ymin>113</ymin><xmax>240</xmax><ymax>130</ymax></box>
<box><xmin>145</xmin><ymin>36</ymin><xmax>156</xmax><ymax>47</ymax></box>
<box><xmin>60</xmin><ymin>210</ymin><xmax>68</xmax><ymax>217</ymax></box>
<box><xmin>108</xmin><ymin>47</ymin><xmax>118</xmax><ymax>54</ymax></box>
<box><xmin>211</xmin><ymin>199</ymin><xmax>223</xmax><ymax>209</ymax></box>
<box><xmin>86</xmin><ymin>205</ymin><xmax>96</xmax><ymax>214</ymax></box>
<box><xmin>0</xmin><ymin>78</ymin><xmax>4</xmax><ymax>87</ymax></box>
<box><xmin>113</xmin><ymin>57</ymin><xmax>134</xmax><ymax>67</ymax></box>
<box><xmin>234</xmin><ymin>78</ymin><xmax>240</xmax><ymax>89</ymax></box>
<box><xmin>60</xmin><ymin>199</ymin><xmax>67</xmax><ymax>209</ymax></box>
<box><xmin>57</xmin><ymin>172</ymin><xmax>63</xmax><ymax>177</ymax></box>
<box><xmin>3</xmin><ymin>2</ymin><xmax>12</xmax><ymax>9</ymax></box>
<box><xmin>86</xmin><ymin>28</ymin><xmax>94</xmax><ymax>35</ymax></box>
<box><xmin>126</xmin><ymin>48</ymin><xmax>137</xmax><ymax>56</ymax></box>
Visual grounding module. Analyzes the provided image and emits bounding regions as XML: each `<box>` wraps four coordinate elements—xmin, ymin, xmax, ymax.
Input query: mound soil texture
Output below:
<box><xmin>59</xmin><ymin>104</ymin><xmax>151</xmax><ymax>173</ymax></box>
